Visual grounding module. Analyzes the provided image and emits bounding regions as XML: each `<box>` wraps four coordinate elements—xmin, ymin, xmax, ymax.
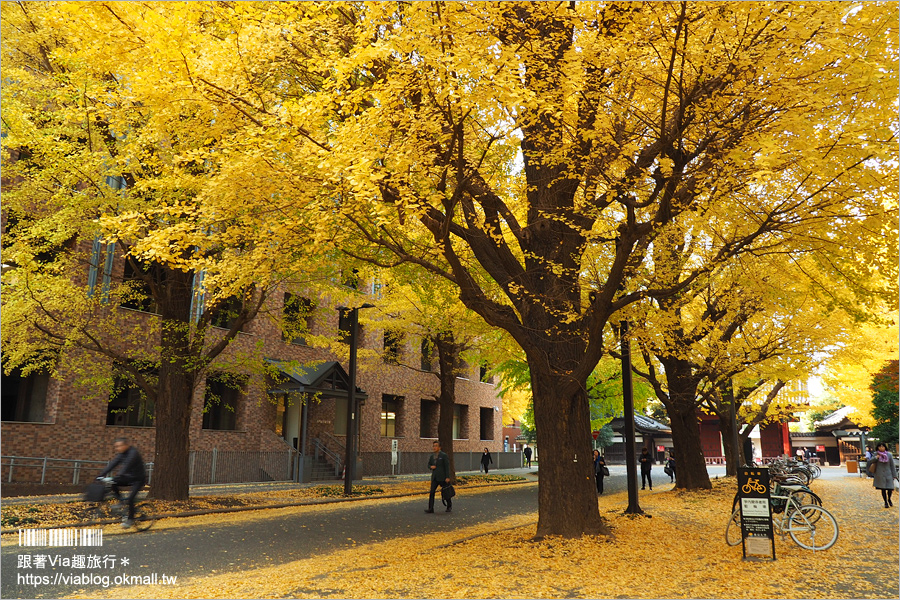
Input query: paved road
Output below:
<box><xmin>10</xmin><ymin>464</ymin><xmax>853</xmax><ymax>599</ymax></box>
<box><xmin>2</xmin><ymin>481</ymin><xmax>544</xmax><ymax>599</ymax></box>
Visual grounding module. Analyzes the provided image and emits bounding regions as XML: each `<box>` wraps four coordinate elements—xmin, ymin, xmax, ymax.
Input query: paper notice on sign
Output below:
<box><xmin>741</xmin><ymin>498</ymin><xmax>769</xmax><ymax>517</ymax></box>
<box><xmin>744</xmin><ymin>536</ymin><xmax>773</xmax><ymax>557</ymax></box>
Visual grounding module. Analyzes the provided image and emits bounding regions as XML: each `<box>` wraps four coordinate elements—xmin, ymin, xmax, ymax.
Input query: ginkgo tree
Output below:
<box><xmin>0</xmin><ymin>1</ymin><xmax>337</xmax><ymax>500</ymax></box>
<box><xmin>626</xmin><ymin>241</ymin><xmax>896</xmax><ymax>482</ymax></box>
<box><xmin>356</xmin><ymin>262</ymin><xmax>506</xmax><ymax>480</ymax></box>
<box><xmin>10</xmin><ymin>1</ymin><xmax>896</xmax><ymax>538</ymax></box>
<box><xmin>301</xmin><ymin>2</ymin><xmax>896</xmax><ymax>536</ymax></box>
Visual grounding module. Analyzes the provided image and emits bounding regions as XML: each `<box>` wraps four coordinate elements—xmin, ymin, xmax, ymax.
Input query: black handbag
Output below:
<box><xmin>441</xmin><ymin>483</ymin><xmax>456</xmax><ymax>505</ymax></box>
<box><xmin>83</xmin><ymin>481</ymin><xmax>106</xmax><ymax>502</ymax></box>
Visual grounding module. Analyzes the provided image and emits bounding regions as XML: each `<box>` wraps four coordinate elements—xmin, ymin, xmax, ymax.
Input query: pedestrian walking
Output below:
<box><xmin>639</xmin><ymin>446</ymin><xmax>653</xmax><ymax>490</ymax></box>
<box><xmin>480</xmin><ymin>447</ymin><xmax>493</xmax><ymax>474</ymax></box>
<box><xmin>593</xmin><ymin>449</ymin><xmax>608</xmax><ymax>494</ymax></box>
<box><xmin>523</xmin><ymin>445</ymin><xmax>533</xmax><ymax>468</ymax></box>
<box><xmin>426</xmin><ymin>441</ymin><xmax>452</xmax><ymax>513</ymax></box>
<box><xmin>872</xmin><ymin>442</ymin><xmax>898</xmax><ymax>508</ymax></box>
<box><xmin>664</xmin><ymin>452</ymin><xmax>676</xmax><ymax>483</ymax></box>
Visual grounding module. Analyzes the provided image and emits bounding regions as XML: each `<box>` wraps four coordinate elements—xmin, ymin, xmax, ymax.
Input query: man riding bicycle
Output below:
<box><xmin>98</xmin><ymin>437</ymin><xmax>146</xmax><ymax>529</ymax></box>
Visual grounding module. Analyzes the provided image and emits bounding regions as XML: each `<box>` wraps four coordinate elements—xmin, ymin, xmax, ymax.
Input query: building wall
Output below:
<box><xmin>1</xmin><ymin>271</ymin><xmax>504</xmax><ymax>471</ymax></box>
<box><xmin>698</xmin><ymin>416</ymin><xmax>723</xmax><ymax>458</ymax></box>
<box><xmin>760</xmin><ymin>423</ymin><xmax>789</xmax><ymax>458</ymax></box>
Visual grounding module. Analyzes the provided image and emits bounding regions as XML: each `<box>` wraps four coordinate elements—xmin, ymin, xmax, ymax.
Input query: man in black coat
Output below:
<box><xmin>99</xmin><ymin>437</ymin><xmax>146</xmax><ymax>528</ymax></box>
<box><xmin>425</xmin><ymin>441</ymin><xmax>452</xmax><ymax>513</ymax></box>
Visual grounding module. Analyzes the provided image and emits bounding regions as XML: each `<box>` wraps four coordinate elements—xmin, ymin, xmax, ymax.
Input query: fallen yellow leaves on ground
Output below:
<box><xmin>1</xmin><ymin>475</ymin><xmax>525</xmax><ymax>531</ymax></box>
<box><xmin>64</xmin><ymin>475</ymin><xmax>898</xmax><ymax>599</ymax></box>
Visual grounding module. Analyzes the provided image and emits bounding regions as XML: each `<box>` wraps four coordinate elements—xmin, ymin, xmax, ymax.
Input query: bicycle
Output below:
<box><xmin>725</xmin><ymin>491</ymin><xmax>838</xmax><ymax>551</ymax></box>
<box><xmin>79</xmin><ymin>477</ymin><xmax>155</xmax><ymax>532</ymax></box>
<box><xmin>731</xmin><ymin>480</ymin><xmax>823</xmax><ymax>522</ymax></box>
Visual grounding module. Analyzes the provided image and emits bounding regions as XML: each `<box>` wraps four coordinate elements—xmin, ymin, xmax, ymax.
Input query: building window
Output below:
<box><xmin>341</xmin><ymin>268</ymin><xmax>359</xmax><ymax>290</ymax></box>
<box><xmin>480</xmin><ymin>407</ymin><xmax>495</xmax><ymax>440</ymax></box>
<box><xmin>283</xmin><ymin>293</ymin><xmax>315</xmax><ymax>345</ymax></box>
<box><xmin>420</xmin><ymin>399</ymin><xmax>438</xmax><ymax>438</ymax></box>
<box><xmin>420</xmin><ymin>338</ymin><xmax>434</xmax><ymax>372</ymax></box>
<box><xmin>457</xmin><ymin>359</ymin><xmax>470</xmax><ymax>380</ymax></box>
<box><xmin>0</xmin><ymin>368</ymin><xmax>50</xmax><ymax>422</ymax></box>
<box><xmin>383</xmin><ymin>330</ymin><xmax>403</xmax><ymax>365</ymax></box>
<box><xmin>107</xmin><ymin>365</ymin><xmax>156</xmax><ymax>427</ymax></box>
<box><xmin>274</xmin><ymin>395</ymin><xmax>286</xmax><ymax>438</ymax></box>
<box><xmin>381</xmin><ymin>395</ymin><xmax>402</xmax><ymax>437</ymax></box>
<box><xmin>453</xmin><ymin>404</ymin><xmax>469</xmax><ymax>440</ymax></box>
<box><xmin>202</xmin><ymin>373</ymin><xmax>241</xmax><ymax>430</ymax></box>
<box><xmin>120</xmin><ymin>257</ymin><xmax>159</xmax><ymax>314</ymax></box>
<box><xmin>209</xmin><ymin>294</ymin><xmax>244</xmax><ymax>330</ymax></box>
<box><xmin>480</xmin><ymin>363</ymin><xmax>492</xmax><ymax>383</ymax></box>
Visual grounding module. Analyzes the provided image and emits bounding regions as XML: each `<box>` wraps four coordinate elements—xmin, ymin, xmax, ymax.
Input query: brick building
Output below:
<box><xmin>0</xmin><ymin>253</ymin><xmax>505</xmax><ymax>482</ymax></box>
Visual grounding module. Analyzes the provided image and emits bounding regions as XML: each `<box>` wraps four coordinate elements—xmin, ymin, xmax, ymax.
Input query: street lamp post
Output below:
<box><xmin>620</xmin><ymin>320</ymin><xmax>644</xmax><ymax>515</ymax></box>
<box><xmin>729</xmin><ymin>379</ymin><xmax>741</xmax><ymax>474</ymax></box>
<box><xmin>339</xmin><ymin>304</ymin><xmax>374</xmax><ymax>496</ymax></box>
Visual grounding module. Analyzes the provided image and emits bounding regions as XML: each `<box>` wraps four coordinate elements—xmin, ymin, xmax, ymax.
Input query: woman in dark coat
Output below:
<box><xmin>665</xmin><ymin>452</ymin><xmax>676</xmax><ymax>483</ymax></box>
<box><xmin>639</xmin><ymin>447</ymin><xmax>653</xmax><ymax>490</ymax></box>
<box><xmin>593</xmin><ymin>449</ymin><xmax>607</xmax><ymax>495</ymax></box>
<box><xmin>480</xmin><ymin>448</ymin><xmax>493</xmax><ymax>474</ymax></box>
<box><xmin>872</xmin><ymin>442</ymin><xmax>898</xmax><ymax>508</ymax></box>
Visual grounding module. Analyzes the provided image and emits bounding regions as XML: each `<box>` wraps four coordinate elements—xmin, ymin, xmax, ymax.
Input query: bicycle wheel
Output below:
<box><xmin>96</xmin><ymin>496</ymin><xmax>124</xmax><ymax>522</ymax></box>
<box><xmin>787</xmin><ymin>505</ymin><xmax>838</xmax><ymax>551</ymax></box>
<box><xmin>725</xmin><ymin>508</ymin><xmax>742</xmax><ymax>546</ymax></box>
<box><xmin>131</xmin><ymin>504</ymin><xmax>155</xmax><ymax>532</ymax></box>
<box><xmin>74</xmin><ymin>504</ymin><xmax>102</xmax><ymax>525</ymax></box>
<box><xmin>787</xmin><ymin>490</ymin><xmax>823</xmax><ymax>522</ymax></box>
<box><xmin>790</xmin><ymin>469</ymin><xmax>811</xmax><ymax>485</ymax></box>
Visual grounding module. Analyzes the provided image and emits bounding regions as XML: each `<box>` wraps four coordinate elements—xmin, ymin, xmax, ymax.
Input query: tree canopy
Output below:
<box><xmin>2</xmin><ymin>1</ymin><xmax>897</xmax><ymax>535</ymax></box>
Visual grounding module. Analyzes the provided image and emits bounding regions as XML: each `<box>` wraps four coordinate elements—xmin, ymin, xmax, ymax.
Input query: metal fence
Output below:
<box><xmin>360</xmin><ymin>451</ymin><xmax>523</xmax><ymax>477</ymax></box>
<box><xmin>2</xmin><ymin>450</ymin><xmax>298</xmax><ymax>487</ymax></box>
<box><xmin>188</xmin><ymin>449</ymin><xmax>297</xmax><ymax>485</ymax></box>
<box><xmin>1</xmin><ymin>456</ymin><xmax>155</xmax><ymax>486</ymax></box>
<box><xmin>3</xmin><ymin>449</ymin><xmax>520</xmax><ymax>486</ymax></box>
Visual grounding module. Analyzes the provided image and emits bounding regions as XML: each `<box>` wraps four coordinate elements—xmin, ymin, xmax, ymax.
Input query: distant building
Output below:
<box><xmin>793</xmin><ymin>406</ymin><xmax>870</xmax><ymax>466</ymax></box>
<box><xmin>606</xmin><ymin>413</ymin><xmax>672</xmax><ymax>464</ymax></box>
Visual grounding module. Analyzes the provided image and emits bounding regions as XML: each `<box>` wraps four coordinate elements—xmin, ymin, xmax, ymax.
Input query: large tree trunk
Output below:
<box><xmin>660</xmin><ymin>358</ymin><xmax>712</xmax><ymax>490</ymax></box>
<box><xmin>719</xmin><ymin>417</ymin><xmax>753</xmax><ymax>476</ymax></box>
<box><xmin>148</xmin><ymin>268</ymin><xmax>196</xmax><ymax>500</ymax></box>
<box><xmin>531</xmin><ymin>362</ymin><xmax>606</xmax><ymax>538</ymax></box>
<box><xmin>667</xmin><ymin>406</ymin><xmax>712</xmax><ymax>490</ymax></box>
<box><xmin>719</xmin><ymin>414</ymin><xmax>739</xmax><ymax>477</ymax></box>
<box><xmin>434</xmin><ymin>333</ymin><xmax>459</xmax><ymax>481</ymax></box>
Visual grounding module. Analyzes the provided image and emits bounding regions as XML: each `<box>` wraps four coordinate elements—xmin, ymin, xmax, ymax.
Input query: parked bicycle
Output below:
<box><xmin>79</xmin><ymin>477</ymin><xmax>154</xmax><ymax>531</ymax></box>
<box><xmin>726</xmin><ymin>489</ymin><xmax>838</xmax><ymax>551</ymax></box>
<box><xmin>731</xmin><ymin>480</ymin><xmax>823</xmax><ymax>520</ymax></box>
<box><xmin>767</xmin><ymin>457</ymin><xmax>820</xmax><ymax>485</ymax></box>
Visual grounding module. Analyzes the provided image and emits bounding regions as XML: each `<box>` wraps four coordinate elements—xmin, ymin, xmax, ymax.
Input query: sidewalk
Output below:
<box><xmin>0</xmin><ymin>466</ymin><xmax>538</xmax><ymax>507</ymax></box>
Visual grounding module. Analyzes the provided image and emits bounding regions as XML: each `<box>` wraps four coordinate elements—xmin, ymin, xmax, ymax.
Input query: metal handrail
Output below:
<box><xmin>318</xmin><ymin>431</ymin><xmax>346</xmax><ymax>454</ymax></box>
<box><xmin>311</xmin><ymin>438</ymin><xmax>342</xmax><ymax>475</ymax></box>
<box><xmin>2</xmin><ymin>455</ymin><xmax>155</xmax><ymax>485</ymax></box>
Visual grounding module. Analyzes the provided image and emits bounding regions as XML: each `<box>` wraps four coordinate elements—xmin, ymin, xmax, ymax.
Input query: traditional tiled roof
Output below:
<box><xmin>609</xmin><ymin>412</ymin><xmax>672</xmax><ymax>434</ymax></box>
<box><xmin>813</xmin><ymin>405</ymin><xmax>857</xmax><ymax>429</ymax></box>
